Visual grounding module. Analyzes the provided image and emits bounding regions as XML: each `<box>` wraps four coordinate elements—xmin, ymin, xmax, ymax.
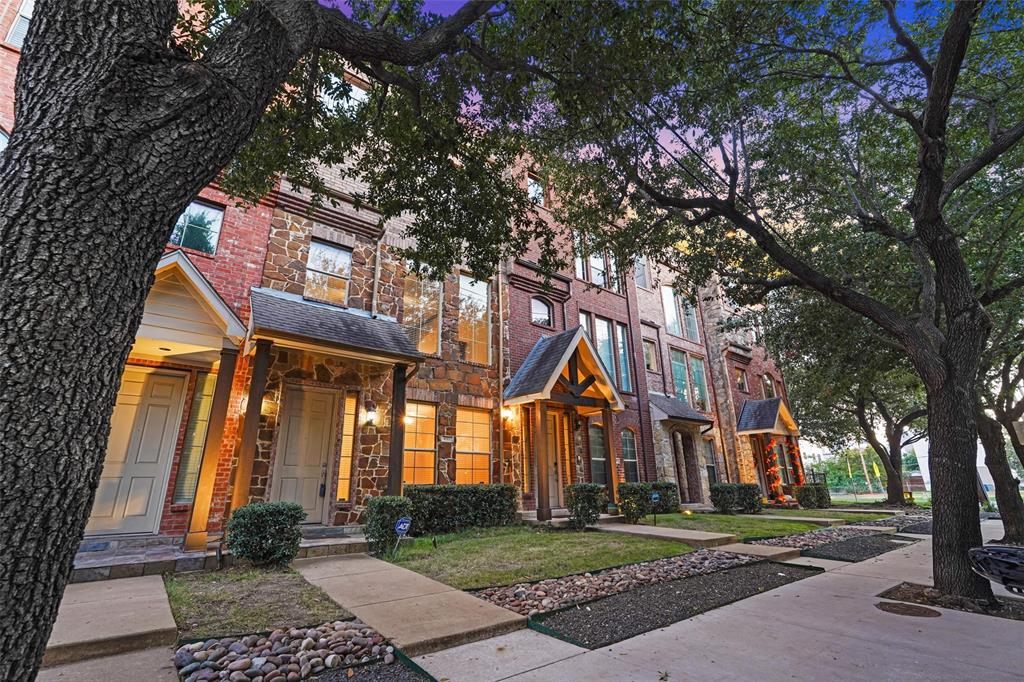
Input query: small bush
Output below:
<box><xmin>565</xmin><ymin>483</ymin><xmax>607</xmax><ymax>530</ymax></box>
<box><xmin>617</xmin><ymin>482</ymin><xmax>650</xmax><ymax>523</ymax></box>
<box><xmin>710</xmin><ymin>483</ymin><xmax>738</xmax><ymax>513</ymax></box>
<box><xmin>794</xmin><ymin>483</ymin><xmax>832</xmax><ymax>509</ymax></box>
<box><xmin>649</xmin><ymin>481</ymin><xmax>681</xmax><ymax>514</ymax></box>
<box><xmin>403</xmin><ymin>484</ymin><xmax>517</xmax><ymax>535</ymax></box>
<box><xmin>226</xmin><ymin>501</ymin><xmax>305</xmax><ymax>567</ymax></box>
<box><xmin>365</xmin><ymin>496</ymin><xmax>413</xmax><ymax>555</ymax></box>
<box><xmin>736</xmin><ymin>483</ymin><xmax>763</xmax><ymax>513</ymax></box>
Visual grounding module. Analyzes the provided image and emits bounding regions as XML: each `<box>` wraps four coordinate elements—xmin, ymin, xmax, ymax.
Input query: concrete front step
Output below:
<box><xmin>595</xmin><ymin>523</ymin><xmax>736</xmax><ymax>548</ymax></box>
<box><xmin>846</xmin><ymin>525</ymin><xmax>898</xmax><ymax>534</ymax></box>
<box><xmin>716</xmin><ymin>543</ymin><xmax>802</xmax><ymax>561</ymax></box>
<box><xmin>757</xmin><ymin>514</ymin><xmax>846</xmax><ymax>527</ymax></box>
<box><xmin>301</xmin><ymin>524</ymin><xmax>365</xmax><ymax>539</ymax></box>
<box><xmin>42</xmin><ymin>575</ymin><xmax>177</xmax><ymax>668</ymax></box>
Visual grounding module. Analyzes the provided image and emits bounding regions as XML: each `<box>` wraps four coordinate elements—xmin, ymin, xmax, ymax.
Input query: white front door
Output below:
<box><xmin>272</xmin><ymin>386</ymin><xmax>338</xmax><ymax>523</ymax></box>
<box><xmin>87</xmin><ymin>368</ymin><xmax>187</xmax><ymax>535</ymax></box>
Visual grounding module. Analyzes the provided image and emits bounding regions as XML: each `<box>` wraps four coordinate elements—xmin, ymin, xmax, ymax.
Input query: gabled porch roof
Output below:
<box><xmin>504</xmin><ymin>327</ymin><xmax>625</xmax><ymax>413</ymax></box>
<box><xmin>736</xmin><ymin>397</ymin><xmax>799</xmax><ymax>436</ymax></box>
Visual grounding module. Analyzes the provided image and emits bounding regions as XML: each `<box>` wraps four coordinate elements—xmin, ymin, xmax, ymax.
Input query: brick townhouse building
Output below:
<box><xmin>3</xmin><ymin>2</ymin><xmax>802</xmax><ymax>553</ymax></box>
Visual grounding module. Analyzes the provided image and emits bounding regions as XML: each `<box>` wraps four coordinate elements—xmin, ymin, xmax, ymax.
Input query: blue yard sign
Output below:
<box><xmin>395</xmin><ymin>517</ymin><xmax>412</xmax><ymax>537</ymax></box>
<box><xmin>651</xmin><ymin>492</ymin><xmax>661</xmax><ymax>503</ymax></box>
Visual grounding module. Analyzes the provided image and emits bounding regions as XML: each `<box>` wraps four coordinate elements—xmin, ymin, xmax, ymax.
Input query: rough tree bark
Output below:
<box><xmin>0</xmin><ymin>1</ymin><xmax>493</xmax><ymax>679</ymax></box>
<box><xmin>977</xmin><ymin>410</ymin><xmax>1024</xmax><ymax>544</ymax></box>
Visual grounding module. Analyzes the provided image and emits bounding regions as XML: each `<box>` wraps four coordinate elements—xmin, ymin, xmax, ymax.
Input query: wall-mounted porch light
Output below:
<box><xmin>364</xmin><ymin>400</ymin><xmax>378</xmax><ymax>426</ymax></box>
<box><xmin>501</xmin><ymin>406</ymin><xmax>516</xmax><ymax>421</ymax></box>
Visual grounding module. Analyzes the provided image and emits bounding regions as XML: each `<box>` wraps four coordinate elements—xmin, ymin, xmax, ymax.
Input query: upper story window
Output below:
<box><xmin>304</xmin><ymin>239</ymin><xmax>352</xmax><ymax>306</ymax></box>
<box><xmin>762</xmin><ymin>374</ymin><xmax>776</xmax><ymax>398</ymax></box>
<box><xmin>531</xmin><ymin>297</ymin><xmax>553</xmax><ymax>327</ymax></box>
<box><xmin>170</xmin><ymin>201</ymin><xmax>224</xmax><ymax>255</ymax></box>
<box><xmin>615</xmin><ymin>321</ymin><xmax>632</xmax><ymax>393</ymax></box>
<box><xmin>527</xmin><ymin>173</ymin><xmax>547</xmax><ymax>207</ymax></box>
<box><xmin>736</xmin><ymin>368</ymin><xmax>748</xmax><ymax>393</ymax></box>
<box><xmin>458</xmin><ymin>275</ymin><xmax>489</xmax><ymax>364</ymax></box>
<box><xmin>574</xmin><ymin>232</ymin><xmax>621</xmax><ymax>292</ymax></box>
<box><xmin>7</xmin><ymin>0</ymin><xmax>33</xmax><ymax>49</ymax></box>
<box><xmin>0</xmin><ymin>130</ymin><xmax>8</xmax><ymax>154</ymax></box>
<box><xmin>689</xmin><ymin>355</ymin><xmax>709</xmax><ymax>411</ymax></box>
<box><xmin>403</xmin><ymin>274</ymin><xmax>442</xmax><ymax>355</ymax></box>
<box><xmin>660</xmin><ymin>286</ymin><xmax>699</xmax><ymax>341</ymax></box>
<box><xmin>621</xmin><ymin>430</ymin><xmax>639</xmax><ymax>483</ymax></box>
<box><xmin>322</xmin><ymin>74</ymin><xmax>370</xmax><ymax>115</ymax></box>
<box><xmin>643</xmin><ymin>338</ymin><xmax>658</xmax><ymax>372</ymax></box>
<box><xmin>634</xmin><ymin>256</ymin><xmax>649</xmax><ymax>289</ymax></box>
<box><xmin>669</xmin><ymin>348</ymin><xmax>689</xmax><ymax>404</ymax></box>
<box><xmin>581</xmin><ymin>312</ymin><xmax>633</xmax><ymax>392</ymax></box>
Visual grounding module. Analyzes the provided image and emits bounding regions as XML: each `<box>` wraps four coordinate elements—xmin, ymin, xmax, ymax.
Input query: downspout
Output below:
<box><xmin>497</xmin><ymin>261</ymin><xmax>505</xmax><ymax>484</ymax></box>
<box><xmin>370</xmin><ymin>237</ymin><xmax>382</xmax><ymax>318</ymax></box>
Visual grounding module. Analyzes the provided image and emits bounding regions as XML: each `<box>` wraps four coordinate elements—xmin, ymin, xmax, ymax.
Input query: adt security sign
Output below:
<box><xmin>395</xmin><ymin>517</ymin><xmax>412</xmax><ymax>537</ymax></box>
<box><xmin>650</xmin><ymin>492</ymin><xmax>661</xmax><ymax>503</ymax></box>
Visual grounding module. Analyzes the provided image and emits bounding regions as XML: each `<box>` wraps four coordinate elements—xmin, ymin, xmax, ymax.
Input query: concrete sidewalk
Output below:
<box><xmin>594</xmin><ymin>522</ymin><xmax>736</xmax><ymax>547</ymax></box>
<box><xmin>421</xmin><ymin>520</ymin><xmax>1023</xmax><ymax>681</ymax></box>
<box><xmin>42</xmin><ymin>575</ymin><xmax>177</xmax><ymax>668</ymax></box>
<box><xmin>295</xmin><ymin>553</ymin><xmax>525</xmax><ymax>656</ymax></box>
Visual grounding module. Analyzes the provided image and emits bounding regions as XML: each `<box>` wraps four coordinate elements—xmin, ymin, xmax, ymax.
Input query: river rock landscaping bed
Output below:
<box><xmin>854</xmin><ymin>515</ymin><xmax>932</xmax><ymax>532</ymax></box>
<box><xmin>174</xmin><ymin>620</ymin><xmax>397</xmax><ymax>681</ymax></box>
<box><xmin>751</xmin><ymin>526</ymin><xmax>879</xmax><ymax>550</ymax></box>
<box><xmin>473</xmin><ymin>549</ymin><xmax>758</xmax><ymax>616</ymax></box>
<box><xmin>803</xmin><ymin>534</ymin><xmax>918</xmax><ymax>562</ymax></box>
<box><xmin>534</xmin><ymin>561</ymin><xmax>821</xmax><ymax>648</ymax></box>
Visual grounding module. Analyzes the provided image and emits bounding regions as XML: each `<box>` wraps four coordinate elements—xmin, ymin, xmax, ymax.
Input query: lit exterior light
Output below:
<box><xmin>501</xmin><ymin>406</ymin><xmax>516</xmax><ymax>421</ymax></box>
<box><xmin>683</xmin><ymin>509</ymin><xmax>693</xmax><ymax>516</ymax></box>
<box><xmin>365</xmin><ymin>400</ymin><xmax>378</xmax><ymax>426</ymax></box>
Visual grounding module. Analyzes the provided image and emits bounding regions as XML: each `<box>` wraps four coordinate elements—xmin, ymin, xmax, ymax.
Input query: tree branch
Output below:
<box><xmin>941</xmin><ymin>119</ymin><xmax>1024</xmax><ymax>206</ymax></box>
<box><xmin>880</xmin><ymin>0</ymin><xmax>934</xmax><ymax>84</ymax></box>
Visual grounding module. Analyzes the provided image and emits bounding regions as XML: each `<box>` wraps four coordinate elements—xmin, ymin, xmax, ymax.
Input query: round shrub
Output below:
<box><xmin>736</xmin><ymin>483</ymin><xmax>763</xmax><ymax>513</ymax></box>
<box><xmin>794</xmin><ymin>483</ymin><xmax>832</xmax><ymax>509</ymax></box>
<box><xmin>565</xmin><ymin>483</ymin><xmax>607</xmax><ymax>530</ymax></box>
<box><xmin>710</xmin><ymin>483</ymin><xmax>738</xmax><ymax>513</ymax></box>
<box><xmin>364</xmin><ymin>495</ymin><xmax>413</xmax><ymax>556</ymax></box>
<box><xmin>617</xmin><ymin>482</ymin><xmax>651</xmax><ymax>524</ymax></box>
<box><xmin>226</xmin><ymin>501</ymin><xmax>306</xmax><ymax>567</ymax></box>
<box><xmin>649</xmin><ymin>481</ymin><xmax>681</xmax><ymax>514</ymax></box>
<box><xmin>403</xmin><ymin>484</ymin><xmax>517</xmax><ymax>535</ymax></box>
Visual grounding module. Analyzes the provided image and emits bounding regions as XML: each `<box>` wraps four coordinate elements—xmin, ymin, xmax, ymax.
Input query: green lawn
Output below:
<box><xmin>639</xmin><ymin>512</ymin><xmax>821</xmax><ymax>540</ymax></box>
<box><xmin>391</xmin><ymin>525</ymin><xmax>690</xmax><ymax>589</ymax></box>
<box><xmin>165</xmin><ymin>567</ymin><xmax>350</xmax><ymax>639</ymax></box>
<box><xmin>759</xmin><ymin>508</ymin><xmax>894</xmax><ymax>522</ymax></box>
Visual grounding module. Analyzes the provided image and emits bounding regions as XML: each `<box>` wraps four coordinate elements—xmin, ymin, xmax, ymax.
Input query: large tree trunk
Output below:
<box><xmin>998</xmin><ymin>415</ymin><xmax>1024</xmax><ymax>472</ymax></box>
<box><xmin>926</xmin><ymin>378</ymin><xmax>994</xmax><ymax>599</ymax></box>
<box><xmin>0</xmin><ymin>4</ymin><xmax>307</xmax><ymax>678</ymax></box>
<box><xmin>883</xmin><ymin>433</ymin><xmax>906</xmax><ymax>505</ymax></box>
<box><xmin>977</xmin><ymin>411</ymin><xmax>1024</xmax><ymax>544</ymax></box>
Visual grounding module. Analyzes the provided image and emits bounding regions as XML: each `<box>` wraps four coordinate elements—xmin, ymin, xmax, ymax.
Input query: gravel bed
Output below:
<box><xmin>535</xmin><ymin>562</ymin><xmax>820</xmax><ymax>648</ymax></box>
<box><xmin>902</xmin><ymin>521</ymin><xmax>933</xmax><ymax>534</ymax></box>
<box><xmin>473</xmin><ymin>549</ymin><xmax>759</xmax><ymax>616</ymax></box>
<box><xmin>854</xmin><ymin>515</ymin><xmax>931</xmax><ymax>531</ymax></box>
<box><xmin>750</xmin><ymin>526</ymin><xmax>879</xmax><ymax>549</ymax></box>
<box><xmin>312</xmin><ymin>661</ymin><xmax>428</xmax><ymax>681</ymax></box>
<box><xmin>174</xmin><ymin>620</ymin><xmax>397</xmax><ymax>681</ymax></box>
<box><xmin>803</xmin><ymin>534</ymin><xmax>919</xmax><ymax>562</ymax></box>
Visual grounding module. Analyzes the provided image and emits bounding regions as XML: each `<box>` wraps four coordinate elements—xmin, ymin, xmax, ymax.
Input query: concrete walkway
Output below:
<box><xmin>757</xmin><ymin>513</ymin><xmax>845</xmax><ymax>526</ymax></box>
<box><xmin>594</xmin><ymin>522</ymin><xmax>736</xmax><ymax>547</ymax></box>
<box><xmin>42</xmin><ymin>575</ymin><xmax>177</xmax><ymax>668</ymax></box>
<box><xmin>295</xmin><ymin>553</ymin><xmax>525</xmax><ymax>656</ymax></box>
<box><xmin>420</xmin><ymin>520</ymin><xmax>1023</xmax><ymax>681</ymax></box>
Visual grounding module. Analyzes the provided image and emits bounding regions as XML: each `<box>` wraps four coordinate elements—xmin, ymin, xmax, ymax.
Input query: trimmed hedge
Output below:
<box><xmin>709</xmin><ymin>483</ymin><xmax>763</xmax><ymax>514</ymax></box>
<box><xmin>794</xmin><ymin>483</ymin><xmax>832</xmax><ymax>509</ymax></box>
<box><xmin>403</xmin><ymin>484</ymin><xmax>517</xmax><ymax>535</ymax></box>
<box><xmin>365</xmin><ymin>496</ymin><xmax>413</xmax><ymax>555</ymax></box>
<box><xmin>565</xmin><ymin>483</ymin><xmax>607</xmax><ymax>530</ymax></box>
<box><xmin>617</xmin><ymin>483</ymin><xmax>649</xmax><ymax>524</ymax></box>
<box><xmin>650</xmin><ymin>481</ymin><xmax>681</xmax><ymax>514</ymax></box>
<box><xmin>226</xmin><ymin>501</ymin><xmax>305</xmax><ymax>567</ymax></box>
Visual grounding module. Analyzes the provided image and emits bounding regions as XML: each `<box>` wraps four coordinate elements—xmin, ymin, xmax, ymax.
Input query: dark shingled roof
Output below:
<box><xmin>737</xmin><ymin>397</ymin><xmax>783</xmax><ymax>432</ymax></box>
<box><xmin>250</xmin><ymin>288</ymin><xmax>421</xmax><ymax>362</ymax></box>
<box><xmin>649</xmin><ymin>394</ymin><xmax>713</xmax><ymax>424</ymax></box>
<box><xmin>504</xmin><ymin>328</ymin><xmax>579</xmax><ymax>401</ymax></box>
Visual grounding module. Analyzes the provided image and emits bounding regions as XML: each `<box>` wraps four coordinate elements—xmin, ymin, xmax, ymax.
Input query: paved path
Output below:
<box><xmin>37</xmin><ymin>646</ymin><xmax>177</xmax><ymax>681</ymax></box>
<box><xmin>420</xmin><ymin>520</ymin><xmax>1023</xmax><ymax>681</ymax></box>
<box><xmin>757</xmin><ymin>513</ymin><xmax>845</xmax><ymax>526</ymax></box>
<box><xmin>295</xmin><ymin>553</ymin><xmax>524</xmax><ymax>656</ymax></box>
<box><xmin>594</xmin><ymin>523</ymin><xmax>736</xmax><ymax>547</ymax></box>
<box><xmin>43</xmin><ymin>575</ymin><xmax>177</xmax><ymax>668</ymax></box>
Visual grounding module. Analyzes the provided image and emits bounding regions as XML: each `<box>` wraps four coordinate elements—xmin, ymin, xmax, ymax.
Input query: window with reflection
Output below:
<box><xmin>531</xmin><ymin>297</ymin><xmax>553</xmax><ymax>327</ymax></box>
<box><xmin>170</xmin><ymin>201</ymin><xmax>224</xmax><ymax>255</ymax></box>
<box><xmin>458</xmin><ymin>275</ymin><xmax>489</xmax><ymax>364</ymax></box>
<box><xmin>403</xmin><ymin>274</ymin><xmax>442</xmax><ymax>354</ymax></box>
<box><xmin>304</xmin><ymin>240</ymin><xmax>352</xmax><ymax>306</ymax></box>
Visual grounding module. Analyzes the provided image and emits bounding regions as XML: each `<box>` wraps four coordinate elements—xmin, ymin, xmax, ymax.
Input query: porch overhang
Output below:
<box><xmin>649</xmin><ymin>393</ymin><xmax>713</xmax><ymax>425</ymax></box>
<box><xmin>504</xmin><ymin>327</ymin><xmax>625</xmax><ymax>414</ymax></box>
<box><xmin>247</xmin><ymin>288</ymin><xmax>422</xmax><ymax>366</ymax></box>
<box><xmin>736</xmin><ymin>397</ymin><xmax>800</xmax><ymax>436</ymax></box>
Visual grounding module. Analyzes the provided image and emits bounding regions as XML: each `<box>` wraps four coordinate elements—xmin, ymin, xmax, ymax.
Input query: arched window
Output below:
<box><xmin>621</xmin><ymin>430</ymin><xmax>639</xmax><ymax>482</ymax></box>
<box><xmin>531</xmin><ymin>297</ymin><xmax>553</xmax><ymax>327</ymax></box>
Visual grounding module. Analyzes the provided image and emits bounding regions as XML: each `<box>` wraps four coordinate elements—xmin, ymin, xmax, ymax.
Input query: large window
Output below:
<box><xmin>704</xmin><ymin>440</ymin><xmax>719</xmax><ymax>485</ymax></box>
<box><xmin>762</xmin><ymin>374</ymin><xmax>776</xmax><ymax>398</ymax></box>
<box><xmin>616</xmin><ymin>322</ymin><xmax>632</xmax><ymax>392</ymax></box>
<box><xmin>621</xmin><ymin>430</ymin><xmax>639</xmax><ymax>482</ymax></box>
<box><xmin>458</xmin><ymin>275</ymin><xmax>490</xmax><ymax>364</ymax></box>
<box><xmin>402</xmin><ymin>274</ymin><xmax>442</xmax><ymax>355</ymax></box>
<box><xmin>305</xmin><ymin>240</ymin><xmax>352</xmax><ymax>306</ymax></box>
<box><xmin>683</xmin><ymin>302</ymin><xmax>700</xmax><ymax>341</ymax></box>
<box><xmin>402</xmin><ymin>402</ymin><xmax>436</xmax><ymax>485</ymax></box>
<box><xmin>643</xmin><ymin>339</ymin><xmax>659</xmax><ymax>372</ymax></box>
<box><xmin>173</xmin><ymin>372</ymin><xmax>216</xmax><ymax>503</ymax></box>
<box><xmin>689</xmin><ymin>356</ymin><xmax>709</xmax><ymax>411</ymax></box>
<box><xmin>736</xmin><ymin>368</ymin><xmax>749</xmax><ymax>393</ymax></box>
<box><xmin>527</xmin><ymin>173</ymin><xmax>547</xmax><ymax>207</ymax></box>
<box><xmin>574</xmin><ymin>232</ymin><xmax>621</xmax><ymax>291</ymax></box>
<box><xmin>336</xmin><ymin>394</ymin><xmax>358</xmax><ymax>501</ymax></box>
<box><xmin>634</xmin><ymin>256</ymin><xmax>649</xmax><ymax>289</ymax></box>
<box><xmin>170</xmin><ymin>201</ymin><xmax>224</xmax><ymax>255</ymax></box>
<box><xmin>6</xmin><ymin>0</ymin><xmax>32</xmax><ymax>49</ymax></box>
<box><xmin>594</xmin><ymin>316</ymin><xmax>615</xmax><ymax>380</ymax></box>
<box><xmin>531</xmin><ymin>297</ymin><xmax>553</xmax><ymax>327</ymax></box>
<box><xmin>588</xmin><ymin>424</ymin><xmax>607</xmax><ymax>486</ymax></box>
<box><xmin>661</xmin><ymin>286</ymin><xmax>682</xmax><ymax>336</ymax></box>
<box><xmin>588</xmin><ymin>251</ymin><xmax>607</xmax><ymax>288</ymax></box>
<box><xmin>670</xmin><ymin>349</ymin><xmax>690</xmax><ymax>403</ymax></box>
<box><xmin>775</xmin><ymin>441</ymin><xmax>792</xmax><ymax>485</ymax></box>
<box><xmin>579</xmin><ymin>310</ymin><xmax>591</xmax><ymax>331</ymax></box>
<box><xmin>455</xmin><ymin>407</ymin><xmax>491</xmax><ymax>484</ymax></box>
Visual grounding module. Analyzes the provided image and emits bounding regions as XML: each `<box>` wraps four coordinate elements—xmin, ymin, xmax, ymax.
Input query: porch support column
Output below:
<box><xmin>387</xmin><ymin>363</ymin><xmax>408</xmax><ymax>496</ymax></box>
<box><xmin>534</xmin><ymin>401</ymin><xmax>551</xmax><ymax>521</ymax></box>
<box><xmin>184</xmin><ymin>347</ymin><xmax>238</xmax><ymax>551</ymax></box>
<box><xmin>602</xmin><ymin>407</ymin><xmax>617</xmax><ymax>504</ymax></box>
<box><xmin>673</xmin><ymin>430</ymin><xmax>689</xmax><ymax>502</ymax></box>
<box><xmin>229</xmin><ymin>339</ymin><xmax>272</xmax><ymax>514</ymax></box>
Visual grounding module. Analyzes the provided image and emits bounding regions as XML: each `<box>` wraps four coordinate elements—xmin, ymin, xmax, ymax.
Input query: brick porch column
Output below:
<box><xmin>387</xmin><ymin>363</ymin><xmax>408</xmax><ymax>496</ymax></box>
<box><xmin>534</xmin><ymin>401</ymin><xmax>551</xmax><ymax>521</ymax></box>
<box><xmin>229</xmin><ymin>339</ymin><xmax>273</xmax><ymax>514</ymax></box>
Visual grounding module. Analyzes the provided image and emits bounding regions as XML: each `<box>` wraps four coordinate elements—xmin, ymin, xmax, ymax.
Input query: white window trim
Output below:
<box><xmin>6</xmin><ymin>0</ymin><xmax>33</xmax><ymax>48</ymax></box>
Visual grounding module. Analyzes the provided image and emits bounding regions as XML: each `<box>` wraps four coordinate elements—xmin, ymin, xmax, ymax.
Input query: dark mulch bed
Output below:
<box><xmin>803</xmin><ymin>534</ymin><xmax>918</xmax><ymax>562</ymax></box>
<box><xmin>533</xmin><ymin>561</ymin><xmax>820</xmax><ymax>649</ymax></box>
<box><xmin>902</xmin><ymin>521</ymin><xmax>933</xmax><ymax>534</ymax></box>
<box><xmin>312</xmin><ymin>661</ymin><xmax>429</xmax><ymax>681</ymax></box>
<box><xmin>879</xmin><ymin>582</ymin><xmax>1024</xmax><ymax>621</ymax></box>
